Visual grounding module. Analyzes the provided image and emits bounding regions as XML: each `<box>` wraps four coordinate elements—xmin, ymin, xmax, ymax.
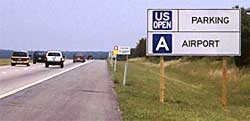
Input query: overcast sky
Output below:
<box><xmin>0</xmin><ymin>0</ymin><xmax>249</xmax><ymax>51</ymax></box>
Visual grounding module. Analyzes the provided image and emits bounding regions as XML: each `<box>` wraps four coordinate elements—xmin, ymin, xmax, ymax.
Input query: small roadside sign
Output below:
<box><xmin>118</xmin><ymin>46</ymin><xmax>131</xmax><ymax>55</ymax></box>
<box><xmin>112</xmin><ymin>50</ymin><xmax>118</xmax><ymax>56</ymax></box>
<box><xmin>113</xmin><ymin>46</ymin><xmax>130</xmax><ymax>86</ymax></box>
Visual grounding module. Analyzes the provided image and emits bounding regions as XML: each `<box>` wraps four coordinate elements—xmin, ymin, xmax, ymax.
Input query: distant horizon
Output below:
<box><xmin>0</xmin><ymin>48</ymin><xmax>109</xmax><ymax>52</ymax></box>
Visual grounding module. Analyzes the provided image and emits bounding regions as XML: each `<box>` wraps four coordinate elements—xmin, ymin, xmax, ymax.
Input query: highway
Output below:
<box><xmin>0</xmin><ymin>60</ymin><xmax>120</xmax><ymax>121</ymax></box>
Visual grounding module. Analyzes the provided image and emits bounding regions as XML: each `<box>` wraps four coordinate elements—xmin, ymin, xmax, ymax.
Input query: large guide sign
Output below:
<box><xmin>147</xmin><ymin>9</ymin><xmax>241</xmax><ymax>56</ymax></box>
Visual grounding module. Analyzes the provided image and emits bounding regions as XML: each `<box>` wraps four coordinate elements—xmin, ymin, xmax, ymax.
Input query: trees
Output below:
<box><xmin>135</xmin><ymin>38</ymin><xmax>146</xmax><ymax>57</ymax></box>
<box><xmin>235</xmin><ymin>7</ymin><xmax>250</xmax><ymax>67</ymax></box>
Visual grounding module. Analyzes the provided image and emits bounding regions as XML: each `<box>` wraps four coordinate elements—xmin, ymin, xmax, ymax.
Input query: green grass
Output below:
<box><xmin>108</xmin><ymin>58</ymin><xmax>250</xmax><ymax>121</ymax></box>
<box><xmin>0</xmin><ymin>59</ymin><xmax>10</xmax><ymax>66</ymax></box>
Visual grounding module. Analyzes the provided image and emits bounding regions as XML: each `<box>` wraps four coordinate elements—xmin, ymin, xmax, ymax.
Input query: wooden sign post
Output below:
<box><xmin>221</xmin><ymin>57</ymin><xmax>227</xmax><ymax>112</ymax></box>
<box><xmin>160</xmin><ymin>56</ymin><xmax>165</xmax><ymax>104</ymax></box>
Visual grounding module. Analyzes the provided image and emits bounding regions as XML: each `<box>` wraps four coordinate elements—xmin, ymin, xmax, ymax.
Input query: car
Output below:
<box><xmin>87</xmin><ymin>55</ymin><xmax>94</xmax><ymax>60</ymax></box>
<box><xmin>45</xmin><ymin>51</ymin><xmax>65</xmax><ymax>68</ymax></box>
<box><xmin>73</xmin><ymin>53</ymin><xmax>85</xmax><ymax>63</ymax></box>
<box><xmin>33</xmin><ymin>51</ymin><xmax>46</xmax><ymax>64</ymax></box>
<box><xmin>11</xmin><ymin>51</ymin><xmax>30</xmax><ymax>66</ymax></box>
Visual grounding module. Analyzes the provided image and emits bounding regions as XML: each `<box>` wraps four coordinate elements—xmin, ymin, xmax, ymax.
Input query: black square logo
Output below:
<box><xmin>152</xmin><ymin>11</ymin><xmax>172</xmax><ymax>30</ymax></box>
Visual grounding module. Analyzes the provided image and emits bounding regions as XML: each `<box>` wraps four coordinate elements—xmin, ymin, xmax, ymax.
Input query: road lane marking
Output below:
<box><xmin>1</xmin><ymin>72</ymin><xmax>7</xmax><ymax>74</ymax></box>
<box><xmin>14</xmin><ymin>69</ymin><xmax>19</xmax><ymax>72</ymax></box>
<box><xmin>0</xmin><ymin>60</ymin><xmax>94</xmax><ymax>99</ymax></box>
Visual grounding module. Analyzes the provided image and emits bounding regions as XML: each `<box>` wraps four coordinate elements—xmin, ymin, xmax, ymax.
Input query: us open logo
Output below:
<box><xmin>152</xmin><ymin>11</ymin><xmax>172</xmax><ymax>30</ymax></box>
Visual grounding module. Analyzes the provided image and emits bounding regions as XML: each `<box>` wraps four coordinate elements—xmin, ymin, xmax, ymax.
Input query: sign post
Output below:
<box><xmin>159</xmin><ymin>56</ymin><xmax>165</xmax><ymax>104</ymax></box>
<box><xmin>147</xmin><ymin>9</ymin><xmax>241</xmax><ymax>107</ymax></box>
<box><xmin>111</xmin><ymin>56</ymin><xmax>113</xmax><ymax>67</ymax></box>
<box><xmin>114</xmin><ymin>56</ymin><xmax>117</xmax><ymax>72</ymax></box>
<box><xmin>123</xmin><ymin>55</ymin><xmax>129</xmax><ymax>86</ymax></box>
<box><xmin>221</xmin><ymin>57</ymin><xmax>227</xmax><ymax>112</ymax></box>
<box><xmin>109</xmin><ymin>52</ymin><xmax>113</xmax><ymax>67</ymax></box>
<box><xmin>113</xmin><ymin>46</ymin><xmax>118</xmax><ymax>73</ymax></box>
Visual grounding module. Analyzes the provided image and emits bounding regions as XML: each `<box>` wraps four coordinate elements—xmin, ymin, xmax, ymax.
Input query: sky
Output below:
<box><xmin>0</xmin><ymin>0</ymin><xmax>249</xmax><ymax>51</ymax></box>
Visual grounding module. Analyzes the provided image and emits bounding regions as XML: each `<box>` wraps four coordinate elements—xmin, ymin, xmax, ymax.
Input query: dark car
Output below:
<box><xmin>73</xmin><ymin>53</ymin><xmax>85</xmax><ymax>63</ymax></box>
<box><xmin>87</xmin><ymin>55</ymin><xmax>94</xmax><ymax>60</ymax></box>
<box><xmin>11</xmin><ymin>51</ymin><xmax>30</xmax><ymax>66</ymax></box>
<box><xmin>33</xmin><ymin>51</ymin><xmax>46</xmax><ymax>64</ymax></box>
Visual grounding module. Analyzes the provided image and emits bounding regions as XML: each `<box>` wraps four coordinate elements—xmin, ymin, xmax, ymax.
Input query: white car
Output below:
<box><xmin>11</xmin><ymin>51</ymin><xmax>30</xmax><ymax>66</ymax></box>
<box><xmin>45</xmin><ymin>51</ymin><xmax>65</xmax><ymax>68</ymax></box>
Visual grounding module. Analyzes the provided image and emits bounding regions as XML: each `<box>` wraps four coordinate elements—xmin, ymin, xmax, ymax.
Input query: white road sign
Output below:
<box><xmin>147</xmin><ymin>9</ymin><xmax>241</xmax><ymax>56</ymax></box>
<box><xmin>118</xmin><ymin>46</ymin><xmax>131</xmax><ymax>55</ymax></box>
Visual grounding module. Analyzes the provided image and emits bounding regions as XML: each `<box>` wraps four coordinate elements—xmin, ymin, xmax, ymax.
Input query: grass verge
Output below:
<box><xmin>108</xmin><ymin>58</ymin><xmax>250</xmax><ymax>121</ymax></box>
<box><xmin>0</xmin><ymin>59</ymin><xmax>10</xmax><ymax>66</ymax></box>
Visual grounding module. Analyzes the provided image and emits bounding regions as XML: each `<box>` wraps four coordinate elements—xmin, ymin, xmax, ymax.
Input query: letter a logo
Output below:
<box><xmin>156</xmin><ymin>36</ymin><xmax>169</xmax><ymax>51</ymax></box>
<box><xmin>153</xmin><ymin>34</ymin><xmax>172</xmax><ymax>53</ymax></box>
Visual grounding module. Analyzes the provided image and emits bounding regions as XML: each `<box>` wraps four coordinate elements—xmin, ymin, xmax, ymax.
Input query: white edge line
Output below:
<box><xmin>0</xmin><ymin>60</ymin><xmax>94</xmax><ymax>99</ymax></box>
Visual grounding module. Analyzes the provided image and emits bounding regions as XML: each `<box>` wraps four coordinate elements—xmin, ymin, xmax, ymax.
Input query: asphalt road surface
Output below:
<box><xmin>0</xmin><ymin>60</ymin><xmax>120</xmax><ymax>121</ymax></box>
<box><xmin>0</xmin><ymin>60</ymin><xmax>86</xmax><ymax>97</ymax></box>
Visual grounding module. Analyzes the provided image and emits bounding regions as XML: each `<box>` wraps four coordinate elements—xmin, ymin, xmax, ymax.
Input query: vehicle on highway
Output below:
<box><xmin>87</xmin><ymin>55</ymin><xmax>94</xmax><ymax>60</ymax></box>
<box><xmin>45</xmin><ymin>51</ymin><xmax>65</xmax><ymax>68</ymax></box>
<box><xmin>11</xmin><ymin>51</ymin><xmax>30</xmax><ymax>66</ymax></box>
<box><xmin>73</xmin><ymin>53</ymin><xmax>85</xmax><ymax>63</ymax></box>
<box><xmin>33</xmin><ymin>51</ymin><xmax>46</xmax><ymax>64</ymax></box>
